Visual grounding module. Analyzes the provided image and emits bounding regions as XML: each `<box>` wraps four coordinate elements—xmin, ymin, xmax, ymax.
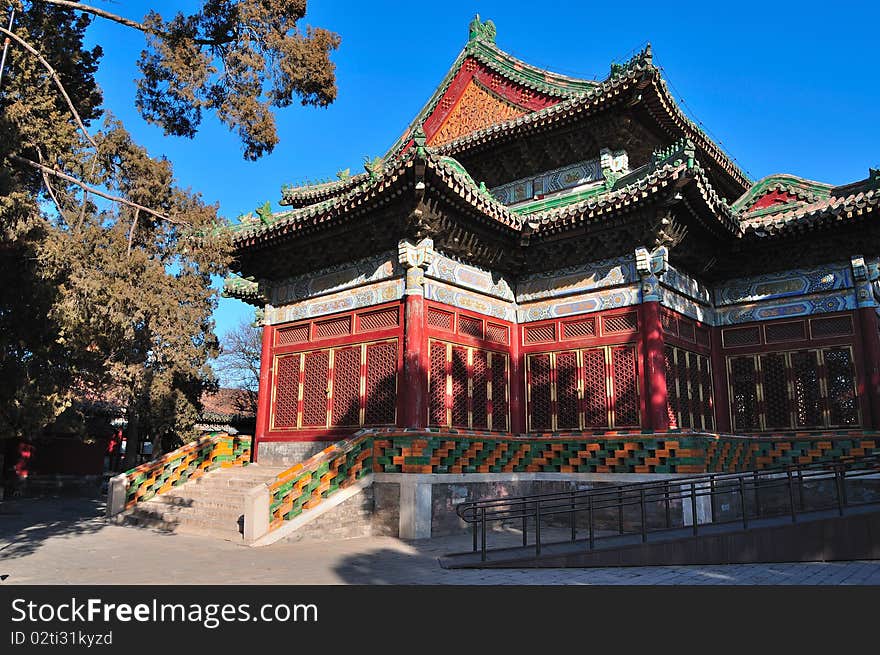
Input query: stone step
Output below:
<box><xmin>150</xmin><ymin>492</ymin><xmax>245</xmax><ymax>509</ymax></box>
<box><xmin>121</xmin><ymin>514</ymin><xmax>242</xmax><ymax>541</ymax></box>
<box><xmin>129</xmin><ymin>504</ymin><xmax>243</xmax><ymax>532</ymax></box>
<box><xmin>138</xmin><ymin>499</ymin><xmax>243</xmax><ymax>519</ymax></box>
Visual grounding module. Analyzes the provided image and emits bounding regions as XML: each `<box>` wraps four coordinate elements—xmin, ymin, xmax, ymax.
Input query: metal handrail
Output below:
<box><xmin>456</xmin><ymin>453</ymin><xmax>880</xmax><ymax>561</ymax></box>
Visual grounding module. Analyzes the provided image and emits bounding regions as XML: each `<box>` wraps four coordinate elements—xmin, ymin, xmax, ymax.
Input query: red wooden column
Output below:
<box><xmin>857</xmin><ymin>308</ymin><xmax>880</xmax><ymax>428</ymax></box>
<box><xmin>253</xmin><ymin>323</ymin><xmax>274</xmax><ymax>462</ymax></box>
<box><xmin>398</xmin><ymin>238</ymin><xmax>434</xmax><ymax>429</ymax></box>
<box><xmin>710</xmin><ymin>326</ymin><xmax>731</xmax><ymax>432</ymax></box>
<box><xmin>640</xmin><ymin>300</ymin><xmax>669</xmax><ymax>430</ymax></box>
<box><xmin>509</xmin><ymin>323</ymin><xmax>526</xmax><ymax>434</ymax></box>
<box><xmin>401</xmin><ymin>291</ymin><xmax>427</xmax><ymax>428</ymax></box>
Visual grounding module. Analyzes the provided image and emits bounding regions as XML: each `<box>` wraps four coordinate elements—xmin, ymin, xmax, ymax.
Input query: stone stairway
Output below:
<box><xmin>116</xmin><ymin>464</ymin><xmax>286</xmax><ymax>541</ymax></box>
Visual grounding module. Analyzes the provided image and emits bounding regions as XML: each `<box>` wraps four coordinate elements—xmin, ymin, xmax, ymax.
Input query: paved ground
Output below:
<box><xmin>2</xmin><ymin>497</ymin><xmax>880</xmax><ymax>585</ymax></box>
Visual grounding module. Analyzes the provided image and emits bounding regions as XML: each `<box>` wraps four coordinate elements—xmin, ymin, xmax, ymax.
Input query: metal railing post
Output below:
<box><xmin>588</xmin><ymin>494</ymin><xmax>595</xmax><ymax>550</ymax></box>
<box><xmin>481</xmin><ymin>507</ymin><xmax>487</xmax><ymax>561</ymax></box>
<box><xmin>640</xmin><ymin>488</ymin><xmax>647</xmax><ymax>543</ymax></box>
<box><xmin>618</xmin><ymin>488</ymin><xmax>624</xmax><ymax>535</ymax></box>
<box><xmin>787</xmin><ymin>469</ymin><xmax>797</xmax><ymax>523</ymax></box>
<box><xmin>709</xmin><ymin>475</ymin><xmax>717</xmax><ymax>524</ymax></box>
<box><xmin>841</xmin><ymin>465</ymin><xmax>849</xmax><ymax>507</ymax></box>
<box><xmin>570</xmin><ymin>490</ymin><xmax>576</xmax><ymax>542</ymax></box>
<box><xmin>753</xmin><ymin>470</ymin><xmax>761</xmax><ymax>518</ymax></box>
<box><xmin>535</xmin><ymin>501</ymin><xmax>541</xmax><ymax>557</ymax></box>
<box><xmin>472</xmin><ymin>508</ymin><xmax>478</xmax><ymax>552</ymax></box>
<box><xmin>797</xmin><ymin>466</ymin><xmax>805</xmax><ymax>511</ymax></box>
<box><xmin>835</xmin><ymin>467</ymin><xmax>845</xmax><ymax>516</ymax></box>
<box><xmin>691</xmin><ymin>482</ymin><xmax>698</xmax><ymax>536</ymax></box>
<box><xmin>522</xmin><ymin>499</ymin><xmax>528</xmax><ymax>547</ymax></box>
<box><xmin>664</xmin><ymin>481</ymin><xmax>671</xmax><ymax>529</ymax></box>
<box><xmin>739</xmin><ymin>476</ymin><xmax>748</xmax><ymax>529</ymax></box>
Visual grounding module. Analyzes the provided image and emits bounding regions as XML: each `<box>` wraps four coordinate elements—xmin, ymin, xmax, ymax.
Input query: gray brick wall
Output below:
<box><xmin>257</xmin><ymin>441</ymin><xmax>327</xmax><ymax>467</ymax></box>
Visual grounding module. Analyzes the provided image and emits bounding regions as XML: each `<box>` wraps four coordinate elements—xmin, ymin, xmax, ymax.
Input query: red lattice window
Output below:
<box><xmin>722</xmin><ymin>326</ymin><xmax>761</xmax><ymax>348</ymax></box>
<box><xmin>528</xmin><ymin>354</ymin><xmax>552</xmax><ymax>431</ymax></box>
<box><xmin>364</xmin><ymin>342</ymin><xmax>397</xmax><ymax>425</ymax></box>
<box><xmin>810</xmin><ymin>315</ymin><xmax>853</xmax><ymax>338</ymax></box>
<box><xmin>729</xmin><ymin>356</ymin><xmax>759</xmax><ymax>432</ymax></box>
<box><xmin>556</xmin><ymin>351</ymin><xmax>580</xmax><ymax>429</ymax></box>
<box><xmin>485</xmin><ymin>323</ymin><xmax>509</xmax><ymax>345</ymax></box>
<box><xmin>451</xmin><ymin>346</ymin><xmax>469</xmax><ymax>427</ymax></box>
<box><xmin>695</xmin><ymin>327</ymin><xmax>711</xmax><ymax>348</ymax></box>
<box><xmin>491</xmin><ymin>354</ymin><xmax>508</xmax><ymax>431</ymax></box>
<box><xmin>611</xmin><ymin>346</ymin><xmax>639</xmax><ymax>426</ymax></box>
<box><xmin>675</xmin><ymin>349</ymin><xmax>692</xmax><ymax>428</ymax></box>
<box><xmin>698</xmin><ymin>354</ymin><xmax>715</xmax><ymax>430</ymax></box>
<box><xmin>471</xmin><ymin>350</ymin><xmax>489</xmax><ymax>429</ymax></box>
<box><xmin>761</xmin><ymin>353</ymin><xmax>790</xmax><ymax>429</ymax></box>
<box><xmin>427</xmin><ymin>308</ymin><xmax>454</xmax><ymax>331</ymax></box>
<box><xmin>765</xmin><ymin>321</ymin><xmax>806</xmax><ymax>343</ymax></box>
<box><xmin>276</xmin><ymin>324</ymin><xmax>309</xmax><ymax>346</ymax></box>
<box><xmin>664</xmin><ymin>347</ymin><xmax>681</xmax><ymax>428</ymax></box>
<box><xmin>791</xmin><ymin>351</ymin><xmax>821</xmax><ymax>428</ymax></box>
<box><xmin>524</xmin><ymin>324</ymin><xmax>555</xmax><ymax>344</ymax></box>
<box><xmin>562</xmin><ymin>318</ymin><xmax>596</xmax><ymax>340</ymax></box>
<box><xmin>661</xmin><ymin>309</ymin><xmax>678</xmax><ymax>335</ymax></box>
<box><xmin>429</xmin><ymin>342</ymin><xmax>448</xmax><ymax>426</ymax></box>
<box><xmin>825</xmin><ymin>348</ymin><xmax>858</xmax><ymax>426</ymax></box>
<box><xmin>357</xmin><ymin>307</ymin><xmax>398</xmax><ymax>332</ymax></box>
<box><xmin>273</xmin><ymin>355</ymin><xmax>301</xmax><ymax>428</ymax></box>
<box><xmin>603</xmin><ymin>312</ymin><xmax>638</xmax><ymax>334</ymax></box>
<box><xmin>678</xmin><ymin>319</ymin><xmax>696</xmax><ymax>342</ymax></box>
<box><xmin>314</xmin><ymin>316</ymin><xmax>351</xmax><ymax>340</ymax></box>
<box><xmin>301</xmin><ymin>350</ymin><xmax>330</xmax><ymax>426</ymax></box>
<box><xmin>582</xmin><ymin>348</ymin><xmax>608</xmax><ymax>428</ymax></box>
<box><xmin>458</xmin><ymin>315</ymin><xmax>483</xmax><ymax>339</ymax></box>
<box><xmin>331</xmin><ymin>347</ymin><xmax>361</xmax><ymax>426</ymax></box>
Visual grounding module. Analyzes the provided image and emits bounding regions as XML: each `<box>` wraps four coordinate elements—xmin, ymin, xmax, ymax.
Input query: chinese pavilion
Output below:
<box><xmin>225</xmin><ymin>17</ymin><xmax>880</xmax><ymax>465</ymax></box>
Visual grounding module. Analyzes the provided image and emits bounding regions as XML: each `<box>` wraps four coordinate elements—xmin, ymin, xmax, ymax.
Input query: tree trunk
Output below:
<box><xmin>122</xmin><ymin>407</ymin><xmax>140</xmax><ymax>470</ymax></box>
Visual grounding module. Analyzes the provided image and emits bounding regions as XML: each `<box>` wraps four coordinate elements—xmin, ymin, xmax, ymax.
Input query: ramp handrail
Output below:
<box><xmin>456</xmin><ymin>453</ymin><xmax>880</xmax><ymax>561</ymax></box>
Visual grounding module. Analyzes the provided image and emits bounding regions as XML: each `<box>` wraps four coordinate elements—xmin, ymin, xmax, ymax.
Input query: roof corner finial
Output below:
<box><xmin>468</xmin><ymin>14</ymin><xmax>496</xmax><ymax>44</ymax></box>
<box><xmin>644</xmin><ymin>42</ymin><xmax>653</xmax><ymax>64</ymax></box>
<box><xmin>413</xmin><ymin>124</ymin><xmax>427</xmax><ymax>158</ymax></box>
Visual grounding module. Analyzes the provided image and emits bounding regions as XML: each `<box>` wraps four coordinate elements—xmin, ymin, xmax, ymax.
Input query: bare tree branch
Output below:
<box><xmin>127</xmin><ymin>208</ymin><xmax>139</xmax><ymax>257</ymax></box>
<box><xmin>0</xmin><ymin>26</ymin><xmax>98</xmax><ymax>150</ymax></box>
<box><xmin>33</xmin><ymin>1</ymin><xmax>233</xmax><ymax>46</ymax></box>
<box><xmin>10</xmin><ymin>154</ymin><xmax>187</xmax><ymax>226</ymax></box>
<box><xmin>35</xmin><ymin>146</ymin><xmax>70</xmax><ymax>225</ymax></box>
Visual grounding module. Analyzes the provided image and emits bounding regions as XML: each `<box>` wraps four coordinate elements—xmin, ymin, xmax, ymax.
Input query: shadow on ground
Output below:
<box><xmin>0</xmin><ymin>496</ymin><xmax>108</xmax><ymax>560</ymax></box>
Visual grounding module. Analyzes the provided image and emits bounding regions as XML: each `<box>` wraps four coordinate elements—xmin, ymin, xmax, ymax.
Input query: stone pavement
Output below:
<box><xmin>2</xmin><ymin>497</ymin><xmax>880</xmax><ymax>585</ymax></box>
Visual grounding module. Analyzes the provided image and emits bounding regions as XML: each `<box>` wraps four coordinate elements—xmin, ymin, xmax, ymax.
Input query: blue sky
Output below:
<box><xmin>83</xmin><ymin>0</ymin><xmax>879</xmax><ymax>348</ymax></box>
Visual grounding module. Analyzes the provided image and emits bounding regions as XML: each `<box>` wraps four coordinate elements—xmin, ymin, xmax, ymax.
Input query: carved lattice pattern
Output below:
<box><xmin>429</xmin><ymin>342</ymin><xmax>448</xmax><ymax>426</ymax></box>
<box><xmin>556</xmin><ymin>351</ymin><xmax>580</xmax><ymax>429</ymax></box>
<box><xmin>824</xmin><ymin>348</ymin><xmax>858</xmax><ymax>426</ymax></box>
<box><xmin>765</xmin><ymin>321</ymin><xmax>806</xmax><ymax>343</ymax></box>
<box><xmin>364</xmin><ymin>342</ymin><xmax>397</xmax><ymax>425</ymax></box>
<box><xmin>675</xmin><ymin>349</ymin><xmax>692</xmax><ymax>428</ymax></box>
<box><xmin>761</xmin><ymin>353</ymin><xmax>791</xmax><ymax>430</ymax></box>
<box><xmin>429</xmin><ymin>79</ymin><xmax>527</xmax><ymax>146</ymax></box>
<box><xmin>698</xmin><ymin>354</ymin><xmax>714</xmax><ymax>430</ymax></box>
<box><xmin>791</xmin><ymin>351</ymin><xmax>822</xmax><ymax>428</ymax></box>
<box><xmin>810</xmin><ymin>316</ymin><xmax>853</xmax><ymax>338</ymax></box>
<box><xmin>331</xmin><ymin>347</ymin><xmax>361</xmax><ymax>426</ymax></box>
<box><xmin>276</xmin><ymin>324</ymin><xmax>309</xmax><ymax>346</ymax></box>
<box><xmin>273</xmin><ymin>355</ymin><xmax>301</xmax><ymax>428</ymax></box>
<box><xmin>471</xmin><ymin>349</ymin><xmax>489</xmax><ymax>429</ymax></box>
<box><xmin>491</xmin><ymin>354</ymin><xmax>508</xmax><ymax>431</ymax></box>
<box><xmin>696</xmin><ymin>327</ymin><xmax>711</xmax><ymax>347</ymax></box>
<box><xmin>562</xmin><ymin>318</ymin><xmax>596</xmax><ymax>340</ymax></box>
<box><xmin>611</xmin><ymin>347</ymin><xmax>639</xmax><ymax>426</ymax></box>
<box><xmin>357</xmin><ymin>308</ymin><xmax>398</xmax><ymax>332</ymax></box>
<box><xmin>678</xmin><ymin>319</ymin><xmax>696</xmax><ymax>342</ymax></box>
<box><xmin>485</xmin><ymin>323</ymin><xmax>509</xmax><ymax>344</ymax></box>
<box><xmin>661</xmin><ymin>309</ymin><xmax>678</xmax><ymax>335</ymax></box>
<box><xmin>664</xmin><ymin>347</ymin><xmax>681</xmax><ymax>428</ymax></box>
<box><xmin>603</xmin><ymin>313</ymin><xmax>638</xmax><ymax>334</ymax></box>
<box><xmin>301</xmin><ymin>351</ymin><xmax>330</xmax><ymax>426</ymax></box>
<box><xmin>722</xmin><ymin>326</ymin><xmax>761</xmax><ymax>348</ymax></box>
<box><xmin>730</xmin><ymin>356</ymin><xmax>759</xmax><ymax>431</ymax></box>
<box><xmin>458</xmin><ymin>315</ymin><xmax>483</xmax><ymax>339</ymax></box>
<box><xmin>451</xmin><ymin>346</ymin><xmax>469</xmax><ymax>427</ymax></box>
<box><xmin>582</xmin><ymin>348</ymin><xmax>608</xmax><ymax>427</ymax></box>
<box><xmin>524</xmin><ymin>324</ymin><xmax>556</xmax><ymax>343</ymax></box>
<box><xmin>528</xmin><ymin>354</ymin><xmax>552</xmax><ymax>431</ymax></box>
<box><xmin>427</xmin><ymin>308</ymin><xmax>454</xmax><ymax>331</ymax></box>
<box><xmin>314</xmin><ymin>316</ymin><xmax>351</xmax><ymax>339</ymax></box>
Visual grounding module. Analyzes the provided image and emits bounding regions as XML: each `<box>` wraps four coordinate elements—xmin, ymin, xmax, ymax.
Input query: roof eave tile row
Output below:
<box><xmin>742</xmin><ymin>188</ymin><xmax>879</xmax><ymax>238</ymax></box>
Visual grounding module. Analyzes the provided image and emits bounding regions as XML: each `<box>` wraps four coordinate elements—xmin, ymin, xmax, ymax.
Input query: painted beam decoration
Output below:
<box><xmin>266</xmin><ymin>279</ymin><xmax>405</xmax><ymax>325</ymax></box>
<box><xmin>423</xmin><ymin>280</ymin><xmax>516</xmax><ymax>323</ymax></box>
<box><xmin>426</xmin><ymin>252</ymin><xmax>515</xmax><ymax>301</ymax></box>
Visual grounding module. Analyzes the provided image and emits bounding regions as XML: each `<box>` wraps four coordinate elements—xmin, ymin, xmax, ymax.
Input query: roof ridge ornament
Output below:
<box><xmin>651</xmin><ymin>137</ymin><xmax>696</xmax><ymax>170</ymax></box>
<box><xmin>468</xmin><ymin>14</ymin><xmax>496</xmax><ymax>44</ymax></box>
